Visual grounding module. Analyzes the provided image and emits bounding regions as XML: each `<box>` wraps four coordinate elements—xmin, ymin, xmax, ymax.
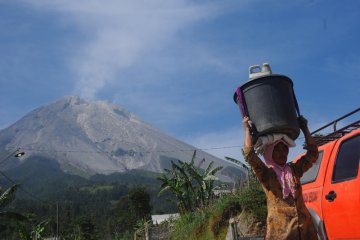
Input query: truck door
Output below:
<box><xmin>322</xmin><ymin>133</ymin><xmax>360</xmax><ymax>239</ymax></box>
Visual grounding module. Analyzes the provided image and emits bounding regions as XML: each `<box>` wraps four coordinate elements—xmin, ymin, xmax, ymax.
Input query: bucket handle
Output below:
<box><xmin>249</xmin><ymin>65</ymin><xmax>262</xmax><ymax>75</ymax></box>
<box><xmin>236</xmin><ymin>87</ymin><xmax>247</xmax><ymax>117</ymax></box>
<box><xmin>292</xmin><ymin>88</ymin><xmax>301</xmax><ymax>117</ymax></box>
<box><xmin>235</xmin><ymin>87</ymin><xmax>258</xmax><ymax>143</ymax></box>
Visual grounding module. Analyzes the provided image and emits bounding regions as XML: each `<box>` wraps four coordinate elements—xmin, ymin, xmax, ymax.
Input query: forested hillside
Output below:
<box><xmin>0</xmin><ymin>156</ymin><xmax>177</xmax><ymax>239</ymax></box>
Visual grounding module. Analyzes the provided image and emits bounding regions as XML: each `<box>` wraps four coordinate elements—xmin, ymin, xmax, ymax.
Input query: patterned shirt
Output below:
<box><xmin>243</xmin><ymin>143</ymin><xmax>319</xmax><ymax>240</ymax></box>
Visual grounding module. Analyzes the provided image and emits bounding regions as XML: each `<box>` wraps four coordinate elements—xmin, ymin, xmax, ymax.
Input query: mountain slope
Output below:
<box><xmin>0</xmin><ymin>96</ymin><xmax>245</xmax><ymax>180</ymax></box>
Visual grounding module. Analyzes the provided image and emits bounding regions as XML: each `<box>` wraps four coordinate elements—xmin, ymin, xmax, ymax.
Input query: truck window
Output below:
<box><xmin>301</xmin><ymin>151</ymin><xmax>324</xmax><ymax>184</ymax></box>
<box><xmin>332</xmin><ymin>135</ymin><xmax>360</xmax><ymax>183</ymax></box>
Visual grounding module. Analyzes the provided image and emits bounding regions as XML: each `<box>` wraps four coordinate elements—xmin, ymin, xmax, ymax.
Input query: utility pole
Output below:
<box><xmin>56</xmin><ymin>202</ymin><xmax>59</xmax><ymax>240</ymax></box>
<box><xmin>0</xmin><ymin>148</ymin><xmax>25</xmax><ymax>166</ymax></box>
<box><xmin>145</xmin><ymin>221</ymin><xmax>149</xmax><ymax>240</ymax></box>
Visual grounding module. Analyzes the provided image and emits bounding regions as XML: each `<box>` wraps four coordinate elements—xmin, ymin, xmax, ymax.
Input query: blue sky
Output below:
<box><xmin>1</xmin><ymin>0</ymin><xmax>359</xmax><ymax>161</ymax></box>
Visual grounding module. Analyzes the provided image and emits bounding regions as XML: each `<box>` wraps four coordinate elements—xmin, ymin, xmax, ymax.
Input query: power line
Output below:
<box><xmin>0</xmin><ymin>148</ymin><xmax>25</xmax><ymax>166</ymax></box>
<box><xmin>0</xmin><ymin>168</ymin><xmax>61</xmax><ymax>239</ymax></box>
<box><xmin>0</xmin><ymin>170</ymin><xmax>46</xmax><ymax>203</ymax></box>
<box><xmin>16</xmin><ymin>145</ymin><xmax>244</xmax><ymax>155</ymax></box>
<box><xmin>6</xmin><ymin>136</ymin><xmax>306</xmax><ymax>157</ymax></box>
<box><xmin>0</xmin><ymin>149</ymin><xmax>46</xmax><ymax>203</ymax></box>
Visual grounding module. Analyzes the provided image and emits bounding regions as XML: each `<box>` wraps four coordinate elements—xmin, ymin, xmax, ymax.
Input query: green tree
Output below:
<box><xmin>158</xmin><ymin>151</ymin><xmax>223</xmax><ymax>214</ymax></box>
<box><xmin>0</xmin><ymin>185</ymin><xmax>51</xmax><ymax>239</ymax></box>
<box><xmin>112</xmin><ymin>195</ymin><xmax>137</xmax><ymax>236</ymax></box>
<box><xmin>78</xmin><ymin>216</ymin><xmax>95</xmax><ymax>240</ymax></box>
<box><xmin>17</xmin><ymin>219</ymin><xmax>48</xmax><ymax>240</ymax></box>
<box><xmin>185</xmin><ymin>157</ymin><xmax>223</xmax><ymax>208</ymax></box>
<box><xmin>158</xmin><ymin>172</ymin><xmax>187</xmax><ymax>214</ymax></box>
<box><xmin>0</xmin><ymin>185</ymin><xmax>27</xmax><ymax>233</ymax></box>
<box><xmin>111</xmin><ymin>187</ymin><xmax>152</xmax><ymax>238</ymax></box>
<box><xmin>128</xmin><ymin>187</ymin><xmax>152</xmax><ymax>221</ymax></box>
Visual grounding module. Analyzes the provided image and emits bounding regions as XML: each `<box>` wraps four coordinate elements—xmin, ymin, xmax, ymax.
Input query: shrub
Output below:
<box><xmin>238</xmin><ymin>182</ymin><xmax>267</xmax><ymax>221</ymax></box>
<box><xmin>171</xmin><ymin>182</ymin><xmax>267</xmax><ymax>240</ymax></box>
<box><xmin>171</xmin><ymin>193</ymin><xmax>242</xmax><ymax>240</ymax></box>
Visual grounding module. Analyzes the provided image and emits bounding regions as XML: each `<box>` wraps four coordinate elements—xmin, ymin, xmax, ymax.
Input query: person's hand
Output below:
<box><xmin>298</xmin><ymin>115</ymin><xmax>308</xmax><ymax>130</ymax></box>
<box><xmin>243</xmin><ymin>117</ymin><xmax>251</xmax><ymax>130</ymax></box>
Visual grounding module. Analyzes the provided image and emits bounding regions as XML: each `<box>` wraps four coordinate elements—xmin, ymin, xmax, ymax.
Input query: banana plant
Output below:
<box><xmin>17</xmin><ymin>220</ymin><xmax>49</xmax><ymax>240</ymax></box>
<box><xmin>158</xmin><ymin>171</ymin><xmax>189</xmax><ymax>214</ymax></box>
<box><xmin>0</xmin><ymin>185</ymin><xmax>28</xmax><ymax>232</ymax></box>
<box><xmin>158</xmin><ymin>151</ymin><xmax>224</xmax><ymax>213</ymax></box>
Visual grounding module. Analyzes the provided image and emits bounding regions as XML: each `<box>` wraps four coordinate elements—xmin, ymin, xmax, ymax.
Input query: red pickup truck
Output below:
<box><xmin>293</xmin><ymin>108</ymin><xmax>360</xmax><ymax>240</ymax></box>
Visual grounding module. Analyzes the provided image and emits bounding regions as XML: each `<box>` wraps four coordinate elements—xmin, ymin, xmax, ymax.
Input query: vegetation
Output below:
<box><xmin>0</xmin><ymin>156</ymin><xmax>176</xmax><ymax>239</ymax></box>
<box><xmin>170</xmin><ymin>180</ymin><xmax>266</xmax><ymax>240</ymax></box>
<box><xmin>156</xmin><ymin>152</ymin><xmax>266</xmax><ymax>239</ymax></box>
<box><xmin>0</xmin><ymin>183</ymin><xmax>155</xmax><ymax>239</ymax></box>
<box><xmin>158</xmin><ymin>151</ymin><xmax>223</xmax><ymax>214</ymax></box>
<box><xmin>111</xmin><ymin>186</ymin><xmax>153</xmax><ymax>239</ymax></box>
<box><xmin>0</xmin><ymin>153</ymin><xmax>266</xmax><ymax>239</ymax></box>
<box><xmin>17</xmin><ymin>219</ymin><xmax>49</xmax><ymax>240</ymax></box>
<box><xmin>0</xmin><ymin>184</ymin><xmax>50</xmax><ymax>239</ymax></box>
<box><xmin>0</xmin><ymin>185</ymin><xmax>27</xmax><ymax>233</ymax></box>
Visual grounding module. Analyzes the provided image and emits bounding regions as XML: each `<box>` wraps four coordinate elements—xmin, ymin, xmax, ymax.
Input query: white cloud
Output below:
<box><xmin>24</xmin><ymin>0</ymin><xmax>218</xmax><ymax>99</ymax></box>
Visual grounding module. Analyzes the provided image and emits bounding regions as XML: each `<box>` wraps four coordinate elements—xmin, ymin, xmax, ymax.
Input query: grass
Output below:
<box><xmin>171</xmin><ymin>194</ymin><xmax>243</xmax><ymax>240</ymax></box>
<box><xmin>237</xmin><ymin>183</ymin><xmax>267</xmax><ymax>221</ymax></box>
<box><xmin>170</xmin><ymin>182</ymin><xmax>266</xmax><ymax>240</ymax></box>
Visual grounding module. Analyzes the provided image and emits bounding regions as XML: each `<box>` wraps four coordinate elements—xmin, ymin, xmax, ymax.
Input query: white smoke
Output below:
<box><xmin>24</xmin><ymin>0</ymin><xmax>216</xmax><ymax>99</ymax></box>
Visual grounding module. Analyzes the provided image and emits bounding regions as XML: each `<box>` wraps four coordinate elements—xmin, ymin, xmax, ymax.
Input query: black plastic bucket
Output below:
<box><xmin>234</xmin><ymin>74</ymin><xmax>300</xmax><ymax>140</ymax></box>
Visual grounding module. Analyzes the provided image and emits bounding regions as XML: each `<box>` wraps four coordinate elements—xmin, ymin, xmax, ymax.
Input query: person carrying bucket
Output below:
<box><xmin>234</xmin><ymin>64</ymin><xmax>319</xmax><ymax>239</ymax></box>
<box><xmin>242</xmin><ymin>116</ymin><xmax>319</xmax><ymax>239</ymax></box>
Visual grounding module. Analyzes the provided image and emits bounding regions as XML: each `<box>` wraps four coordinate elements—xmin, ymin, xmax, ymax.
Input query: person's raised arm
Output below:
<box><xmin>293</xmin><ymin>116</ymin><xmax>319</xmax><ymax>176</ymax></box>
<box><xmin>243</xmin><ymin>116</ymin><xmax>253</xmax><ymax>154</ymax></box>
<box><xmin>298</xmin><ymin>115</ymin><xmax>319</xmax><ymax>162</ymax></box>
<box><xmin>242</xmin><ymin>117</ymin><xmax>269</xmax><ymax>185</ymax></box>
